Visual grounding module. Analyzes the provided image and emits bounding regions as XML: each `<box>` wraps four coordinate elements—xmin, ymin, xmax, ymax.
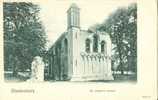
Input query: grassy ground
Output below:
<box><xmin>113</xmin><ymin>73</ymin><xmax>137</xmax><ymax>81</ymax></box>
<box><xmin>4</xmin><ymin>72</ymin><xmax>29</xmax><ymax>82</ymax></box>
<box><xmin>4</xmin><ymin>72</ymin><xmax>137</xmax><ymax>83</ymax></box>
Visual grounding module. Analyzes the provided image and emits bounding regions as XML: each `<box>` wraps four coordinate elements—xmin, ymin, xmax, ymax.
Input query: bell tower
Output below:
<box><xmin>67</xmin><ymin>3</ymin><xmax>80</xmax><ymax>29</ymax></box>
<box><xmin>67</xmin><ymin>3</ymin><xmax>80</xmax><ymax>80</ymax></box>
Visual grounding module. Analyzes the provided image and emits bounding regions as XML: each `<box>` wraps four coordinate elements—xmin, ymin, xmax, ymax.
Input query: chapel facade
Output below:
<box><xmin>46</xmin><ymin>3</ymin><xmax>114</xmax><ymax>81</ymax></box>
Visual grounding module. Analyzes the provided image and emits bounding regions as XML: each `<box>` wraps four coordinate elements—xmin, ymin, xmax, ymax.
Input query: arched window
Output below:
<box><xmin>93</xmin><ymin>35</ymin><xmax>98</xmax><ymax>52</ymax></box>
<box><xmin>101</xmin><ymin>41</ymin><xmax>105</xmax><ymax>53</ymax></box>
<box><xmin>85</xmin><ymin>39</ymin><xmax>90</xmax><ymax>53</ymax></box>
<box><xmin>64</xmin><ymin>38</ymin><xmax>68</xmax><ymax>53</ymax></box>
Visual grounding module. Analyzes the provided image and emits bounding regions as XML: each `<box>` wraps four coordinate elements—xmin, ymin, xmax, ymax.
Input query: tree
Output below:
<box><xmin>88</xmin><ymin>3</ymin><xmax>137</xmax><ymax>74</ymax></box>
<box><xmin>3</xmin><ymin>2</ymin><xmax>47</xmax><ymax>76</ymax></box>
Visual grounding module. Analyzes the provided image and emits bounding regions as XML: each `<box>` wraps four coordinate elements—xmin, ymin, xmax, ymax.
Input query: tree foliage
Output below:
<box><xmin>88</xmin><ymin>3</ymin><xmax>137</xmax><ymax>74</ymax></box>
<box><xmin>3</xmin><ymin>2</ymin><xmax>47</xmax><ymax>74</ymax></box>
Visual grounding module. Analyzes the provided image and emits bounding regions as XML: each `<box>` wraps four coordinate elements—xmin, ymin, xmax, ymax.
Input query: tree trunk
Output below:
<box><xmin>116</xmin><ymin>42</ymin><xmax>124</xmax><ymax>75</ymax></box>
<box><xmin>120</xmin><ymin>68</ymin><xmax>124</xmax><ymax>75</ymax></box>
<box><xmin>12</xmin><ymin>56</ymin><xmax>18</xmax><ymax>77</ymax></box>
<box><xmin>12</xmin><ymin>65</ymin><xmax>17</xmax><ymax>77</ymax></box>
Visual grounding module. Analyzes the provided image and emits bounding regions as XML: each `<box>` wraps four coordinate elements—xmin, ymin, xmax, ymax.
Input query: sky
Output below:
<box><xmin>38</xmin><ymin>0</ymin><xmax>136</xmax><ymax>49</ymax></box>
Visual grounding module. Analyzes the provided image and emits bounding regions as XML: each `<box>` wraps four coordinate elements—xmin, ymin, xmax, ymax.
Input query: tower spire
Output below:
<box><xmin>67</xmin><ymin>3</ymin><xmax>80</xmax><ymax>29</ymax></box>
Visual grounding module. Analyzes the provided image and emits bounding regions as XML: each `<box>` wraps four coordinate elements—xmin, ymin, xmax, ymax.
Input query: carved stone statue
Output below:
<box><xmin>27</xmin><ymin>56</ymin><xmax>44</xmax><ymax>82</ymax></box>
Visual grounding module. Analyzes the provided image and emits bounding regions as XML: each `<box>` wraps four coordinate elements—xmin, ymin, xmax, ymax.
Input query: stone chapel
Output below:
<box><xmin>46</xmin><ymin>3</ymin><xmax>114</xmax><ymax>81</ymax></box>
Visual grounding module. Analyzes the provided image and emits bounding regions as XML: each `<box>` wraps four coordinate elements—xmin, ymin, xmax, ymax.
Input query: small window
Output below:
<box><xmin>85</xmin><ymin>39</ymin><xmax>90</xmax><ymax>53</ymax></box>
<box><xmin>93</xmin><ymin>35</ymin><xmax>98</xmax><ymax>52</ymax></box>
<box><xmin>101</xmin><ymin>41</ymin><xmax>105</xmax><ymax>53</ymax></box>
<box><xmin>64</xmin><ymin>39</ymin><xmax>68</xmax><ymax>53</ymax></box>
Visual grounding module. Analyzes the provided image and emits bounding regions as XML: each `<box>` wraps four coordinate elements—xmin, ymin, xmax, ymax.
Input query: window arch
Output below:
<box><xmin>101</xmin><ymin>41</ymin><xmax>105</xmax><ymax>53</ymax></box>
<box><xmin>93</xmin><ymin>34</ymin><xmax>98</xmax><ymax>52</ymax></box>
<box><xmin>85</xmin><ymin>38</ymin><xmax>90</xmax><ymax>53</ymax></box>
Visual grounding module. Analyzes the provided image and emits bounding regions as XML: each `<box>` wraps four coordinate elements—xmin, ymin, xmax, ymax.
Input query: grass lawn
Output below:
<box><xmin>4</xmin><ymin>71</ymin><xmax>137</xmax><ymax>83</ymax></box>
<box><xmin>4</xmin><ymin>72</ymin><xmax>29</xmax><ymax>82</ymax></box>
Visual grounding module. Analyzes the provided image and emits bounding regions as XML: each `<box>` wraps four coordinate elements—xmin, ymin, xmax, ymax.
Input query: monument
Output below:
<box><xmin>27</xmin><ymin>56</ymin><xmax>44</xmax><ymax>82</ymax></box>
